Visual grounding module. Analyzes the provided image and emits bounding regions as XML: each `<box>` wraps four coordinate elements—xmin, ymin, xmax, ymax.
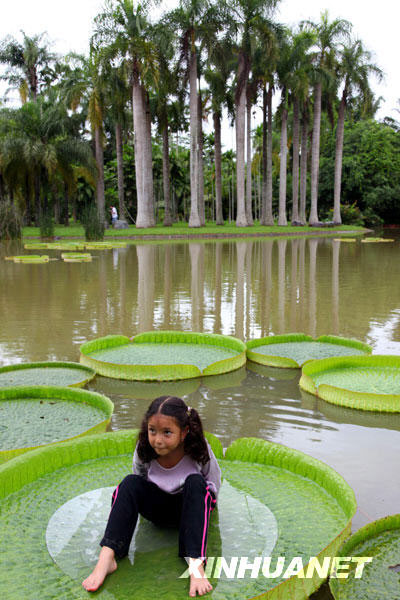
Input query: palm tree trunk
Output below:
<box><xmin>333</xmin><ymin>95</ymin><xmax>346</xmax><ymax>224</ymax></box>
<box><xmin>0</xmin><ymin>173</ymin><xmax>5</xmax><ymax>201</ymax></box>
<box><xmin>24</xmin><ymin>174</ymin><xmax>33</xmax><ymax>225</ymax></box>
<box><xmin>197</xmin><ymin>89</ymin><xmax>205</xmax><ymax>225</ymax></box>
<box><xmin>143</xmin><ymin>88</ymin><xmax>155</xmax><ymax>226</ymax></box>
<box><xmin>94</xmin><ymin>125</ymin><xmax>105</xmax><ymax>224</ymax></box>
<box><xmin>278</xmin><ymin>105</ymin><xmax>288</xmax><ymax>226</ymax></box>
<box><xmin>291</xmin><ymin>98</ymin><xmax>300</xmax><ymax>223</ymax></box>
<box><xmin>161</xmin><ymin>115</ymin><xmax>172</xmax><ymax>226</ymax></box>
<box><xmin>54</xmin><ymin>185</ymin><xmax>61</xmax><ymax>224</ymax></box>
<box><xmin>300</xmin><ymin>106</ymin><xmax>308</xmax><ymax>224</ymax></box>
<box><xmin>63</xmin><ymin>183</ymin><xmax>69</xmax><ymax>226</ymax></box>
<box><xmin>260</xmin><ymin>86</ymin><xmax>268</xmax><ymax>225</ymax></box>
<box><xmin>213</xmin><ymin>111</ymin><xmax>223</xmax><ymax>225</ymax></box>
<box><xmin>115</xmin><ymin>120</ymin><xmax>126</xmax><ymax>220</ymax></box>
<box><xmin>133</xmin><ymin>73</ymin><xmax>155</xmax><ymax>228</ymax></box>
<box><xmin>309</xmin><ymin>81</ymin><xmax>322</xmax><ymax>224</ymax></box>
<box><xmin>266</xmin><ymin>85</ymin><xmax>274</xmax><ymax>225</ymax></box>
<box><xmin>245</xmin><ymin>87</ymin><xmax>254</xmax><ymax>225</ymax></box>
<box><xmin>189</xmin><ymin>47</ymin><xmax>200</xmax><ymax>227</ymax></box>
<box><xmin>34</xmin><ymin>173</ymin><xmax>40</xmax><ymax>226</ymax></box>
<box><xmin>132</xmin><ymin>73</ymin><xmax>144</xmax><ymax>225</ymax></box>
<box><xmin>235</xmin><ymin>52</ymin><xmax>248</xmax><ymax>227</ymax></box>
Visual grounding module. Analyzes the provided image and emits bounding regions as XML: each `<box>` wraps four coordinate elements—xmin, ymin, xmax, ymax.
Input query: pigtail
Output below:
<box><xmin>184</xmin><ymin>407</ymin><xmax>210</xmax><ymax>465</ymax></box>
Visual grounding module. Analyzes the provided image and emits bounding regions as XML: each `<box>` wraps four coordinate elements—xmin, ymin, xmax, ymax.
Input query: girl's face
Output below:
<box><xmin>147</xmin><ymin>413</ymin><xmax>188</xmax><ymax>457</ymax></box>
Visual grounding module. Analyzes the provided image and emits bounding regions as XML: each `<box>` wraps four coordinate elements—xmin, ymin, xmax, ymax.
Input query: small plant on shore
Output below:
<box><xmin>39</xmin><ymin>211</ymin><xmax>55</xmax><ymax>240</ymax></box>
<box><xmin>0</xmin><ymin>200</ymin><xmax>22</xmax><ymax>241</ymax></box>
<box><xmin>81</xmin><ymin>204</ymin><xmax>105</xmax><ymax>241</ymax></box>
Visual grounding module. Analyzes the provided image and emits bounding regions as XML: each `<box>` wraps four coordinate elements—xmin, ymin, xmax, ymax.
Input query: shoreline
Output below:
<box><xmin>21</xmin><ymin>226</ymin><xmax>371</xmax><ymax>242</ymax></box>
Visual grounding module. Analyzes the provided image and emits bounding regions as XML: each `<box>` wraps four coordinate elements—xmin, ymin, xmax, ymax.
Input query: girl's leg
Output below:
<box><xmin>179</xmin><ymin>474</ymin><xmax>216</xmax><ymax>596</ymax></box>
<box><xmin>83</xmin><ymin>474</ymin><xmax>178</xmax><ymax>592</ymax></box>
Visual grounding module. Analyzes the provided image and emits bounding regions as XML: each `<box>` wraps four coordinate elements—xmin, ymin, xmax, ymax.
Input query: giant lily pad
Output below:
<box><xmin>300</xmin><ymin>355</ymin><xmax>400</xmax><ymax>411</ymax></box>
<box><xmin>0</xmin><ymin>431</ymin><xmax>355</xmax><ymax>600</ymax></box>
<box><xmin>329</xmin><ymin>514</ymin><xmax>400</xmax><ymax>600</ymax></box>
<box><xmin>246</xmin><ymin>334</ymin><xmax>371</xmax><ymax>368</ymax></box>
<box><xmin>62</xmin><ymin>253</ymin><xmax>93</xmax><ymax>263</ymax></box>
<box><xmin>0</xmin><ymin>386</ymin><xmax>113</xmax><ymax>463</ymax></box>
<box><xmin>8</xmin><ymin>254</ymin><xmax>50</xmax><ymax>263</ymax></box>
<box><xmin>24</xmin><ymin>242</ymin><xmax>86</xmax><ymax>251</ymax></box>
<box><xmin>0</xmin><ymin>362</ymin><xmax>95</xmax><ymax>388</ymax></box>
<box><xmin>361</xmin><ymin>237</ymin><xmax>394</xmax><ymax>243</ymax></box>
<box><xmin>80</xmin><ymin>331</ymin><xmax>246</xmax><ymax>381</ymax></box>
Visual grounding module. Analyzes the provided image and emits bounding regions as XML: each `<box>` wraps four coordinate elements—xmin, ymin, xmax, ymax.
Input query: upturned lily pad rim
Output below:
<box><xmin>80</xmin><ymin>331</ymin><xmax>247</xmax><ymax>381</ymax></box>
<box><xmin>329</xmin><ymin>513</ymin><xmax>400</xmax><ymax>599</ymax></box>
<box><xmin>361</xmin><ymin>237</ymin><xmax>394</xmax><ymax>243</ymax></box>
<box><xmin>300</xmin><ymin>355</ymin><xmax>400</xmax><ymax>412</ymax></box>
<box><xmin>11</xmin><ymin>255</ymin><xmax>50</xmax><ymax>263</ymax></box>
<box><xmin>0</xmin><ymin>385</ymin><xmax>113</xmax><ymax>462</ymax></box>
<box><xmin>0</xmin><ymin>431</ymin><xmax>355</xmax><ymax>600</ymax></box>
<box><xmin>0</xmin><ymin>361</ymin><xmax>96</xmax><ymax>388</ymax></box>
<box><xmin>246</xmin><ymin>333</ymin><xmax>371</xmax><ymax>369</ymax></box>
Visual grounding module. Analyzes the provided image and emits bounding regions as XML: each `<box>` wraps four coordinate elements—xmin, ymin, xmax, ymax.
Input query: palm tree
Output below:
<box><xmin>332</xmin><ymin>39</ymin><xmax>382</xmax><ymax>223</ymax></box>
<box><xmin>275</xmin><ymin>29</ymin><xmax>291</xmax><ymax>226</ymax></box>
<box><xmin>58</xmin><ymin>52</ymin><xmax>107</xmax><ymax>223</ymax></box>
<box><xmin>204</xmin><ymin>34</ymin><xmax>235</xmax><ymax>225</ymax></box>
<box><xmin>302</xmin><ymin>11</ymin><xmax>350</xmax><ymax>224</ymax></box>
<box><xmin>0</xmin><ymin>96</ymin><xmax>94</xmax><ymax>225</ymax></box>
<box><xmin>92</xmin><ymin>0</ymin><xmax>158</xmax><ymax>228</ymax></box>
<box><xmin>245</xmin><ymin>79</ymin><xmax>258</xmax><ymax>225</ymax></box>
<box><xmin>0</xmin><ymin>31</ymin><xmax>56</xmax><ymax>102</ymax></box>
<box><xmin>288</xmin><ymin>30</ymin><xmax>314</xmax><ymax>224</ymax></box>
<box><xmin>250</xmin><ymin>28</ymin><xmax>279</xmax><ymax>226</ymax></box>
<box><xmin>150</xmin><ymin>22</ymin><xmax>177</xmax><ymax>226</ymax></box>
<box><xmin>299</xmin><ymin>99</ymin><xmax>310</xmax><ymax>224</ymax></box>
<box><xmin>230</xmin><ymin>0</ymin><xmax>280</xmax><ymax>227</ymax></box>
<box><xmin>105</xmin><ymin>62</ymin><xmax>130</xmax><ymax>222</ymax></box>
<box><xmin>169</xmin><ymin>0</ymin><xmax>219</xmax><ymax>227</ymax></box>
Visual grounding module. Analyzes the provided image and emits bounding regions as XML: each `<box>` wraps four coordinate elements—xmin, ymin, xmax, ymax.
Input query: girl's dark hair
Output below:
<box><xmin>137</xmin><ymin>396</ymin><xmax>210</xmax><ymax>465</ymax></box>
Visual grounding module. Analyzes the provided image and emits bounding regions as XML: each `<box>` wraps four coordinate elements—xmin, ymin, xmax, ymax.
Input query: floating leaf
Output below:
<box><xmin>0</xmin><ymin>361</ymin><xmax>95</xmax><ymax>388</ymax></box>
<box><xmin>300</xmin><ymin>355</ymin><xmax>400</xmax><ymax>411</ymax></box>
<box><xmin>0</xmin><ymin>432</ymin><xmax>355</xmax><ymax>600</ymax></box>
<box><xmin>246</xmin><ymin>334</ymin><xmax>371</xmax><ymax>368</ymax></box>
<box><xmin>0</xmin><ymin>386</ymin><xmax>113</xmax><ymax>462</ymax></box>
<box><xmin>80</xmin><ymin>331</ymin><xmax>246</xmax><ymax>381</ymax></box>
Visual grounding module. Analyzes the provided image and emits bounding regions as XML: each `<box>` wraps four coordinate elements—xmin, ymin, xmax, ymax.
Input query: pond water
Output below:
<box><xmin>1</xmin><ymin>232</ymin><xmax>400</xmax><ymax>599</ymax></box>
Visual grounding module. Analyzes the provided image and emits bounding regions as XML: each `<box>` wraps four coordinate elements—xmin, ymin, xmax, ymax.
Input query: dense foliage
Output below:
<box><xmin>0</xmin><ymin>1</ymin><xmax>397</xmax><ymax>229</ymax></box>
<box><xmin>0</xmin><ymin>199</ymin><xmax>21</xmax><ymax>240</ymax></box>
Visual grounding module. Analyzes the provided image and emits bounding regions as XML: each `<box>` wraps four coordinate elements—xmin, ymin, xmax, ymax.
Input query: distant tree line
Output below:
<box><xmin>1</xmin><ymin>0</ymin><xmax>398</xmax><ymax>229</ymax></box>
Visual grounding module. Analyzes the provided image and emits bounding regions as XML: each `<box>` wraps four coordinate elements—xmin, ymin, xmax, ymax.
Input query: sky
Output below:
<box><xmin>1</xmin><ymin>0</ymin><xmax>399</xmax><ymax>145</ymax></box>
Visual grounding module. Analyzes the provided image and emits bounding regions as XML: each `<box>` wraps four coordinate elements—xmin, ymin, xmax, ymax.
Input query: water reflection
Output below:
<box><xmin>2</xmin><ymin>235</ymin><xmax>400</xmax><ymax>361</ymax></box>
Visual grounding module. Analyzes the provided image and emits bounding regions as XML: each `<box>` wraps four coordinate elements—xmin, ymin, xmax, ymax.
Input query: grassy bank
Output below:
<box><xmin>23</xmin><ymin>221</ymin><xmax>367</xmax><ymax>240</ymax></box>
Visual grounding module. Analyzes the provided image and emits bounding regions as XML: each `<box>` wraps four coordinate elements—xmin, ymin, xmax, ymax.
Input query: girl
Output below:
<box><xmin>82</xmin><ymin>395</ymin><xmax>221</xmax><ymax>597</ymax></box>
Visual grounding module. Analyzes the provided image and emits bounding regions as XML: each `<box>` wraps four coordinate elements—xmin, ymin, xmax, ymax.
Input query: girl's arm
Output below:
<box><xmin>201</xmin><ymin>443</ymin><xmax>221</xmax><ymax>498</ymax></box>
<box><xmin>132</xmin><ymin>444</ymin><xmax>149</xmax><ymax>478</ymax></box>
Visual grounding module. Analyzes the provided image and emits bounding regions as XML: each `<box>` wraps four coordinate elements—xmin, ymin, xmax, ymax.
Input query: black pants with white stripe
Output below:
<box><xmin>100</xmin><ymin>473</ymin><xmax>216</xmax><ymax>559</ymax></box>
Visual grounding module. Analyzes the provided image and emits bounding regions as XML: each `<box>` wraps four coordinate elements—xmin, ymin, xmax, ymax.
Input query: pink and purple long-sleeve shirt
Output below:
<box><xmin>132</xmin><ymin>441</ymin><xmax>221</xmax><ymax>497</ymax></box>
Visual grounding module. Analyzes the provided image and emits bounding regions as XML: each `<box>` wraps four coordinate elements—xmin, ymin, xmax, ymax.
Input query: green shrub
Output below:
<box><xmin>39</xmin><ymin>212</ymin><xmax>54</xmax><ymax>240</ymax></box>
<box><xmin>0</xmin><ymin>200</ymin><xmax>22</xmax><ymax>240</ymax></box>
<box><xmin>362</xmin><ymin>207</ymin><xmax>384</xmax><ymax>228</ymax></box>
<box><xmin>327</xmin><ymin>202</ymin><xmax>364</xmax><ymax>226</ymax></box>
<box><xmin>81</xmin><ymin>204</ymin><xmax>105</xmax><ymax>241</ymax></box>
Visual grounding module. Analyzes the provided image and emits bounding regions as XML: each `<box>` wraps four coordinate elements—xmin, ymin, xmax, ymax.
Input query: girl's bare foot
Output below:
<box><xmin>82</xmin><ymin>546</ymin><xmax>117</xmax><ymax>592</ymax></box>
<box><xmin>188</xmin><ymin>560</ymin><xmax>213</xmax><ymax>597</ymax></box>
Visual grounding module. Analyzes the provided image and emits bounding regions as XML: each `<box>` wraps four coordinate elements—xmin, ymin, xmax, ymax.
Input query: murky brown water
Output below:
<box><xmin>1</xmin><ymin>233</ymin><xmax>400</xmax><ymax>599</ymax></box>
